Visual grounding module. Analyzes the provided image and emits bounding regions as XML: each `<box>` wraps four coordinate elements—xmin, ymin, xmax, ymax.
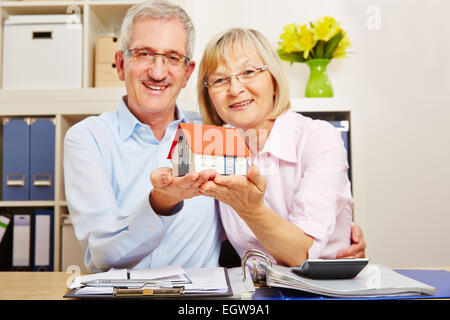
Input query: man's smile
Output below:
<box><xmin>142</xmin><ymin>81</ymin><xmax>170</xmax><ymax>93</ymax></box>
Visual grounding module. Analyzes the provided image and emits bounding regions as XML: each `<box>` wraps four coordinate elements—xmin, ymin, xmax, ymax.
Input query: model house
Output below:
<box><xmin>167</xmin><ymin>123</ymin><xmax>250</xmax><ymax>176</ymax></box>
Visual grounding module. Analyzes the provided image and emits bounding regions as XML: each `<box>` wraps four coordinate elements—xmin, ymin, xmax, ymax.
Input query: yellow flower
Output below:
<box><xmin>312</xmin><ymin>16</ymin><xmax>340</xmax><ymax>41</ymax></box>
<box><xmin>296</xmin><ymin>25</ymin><xmax>316</xmax><ymax>59</ymax></box>
<box><xmin>332</xmin><ymin>32</ymin><xmax>351</xmax><ymax>59</ymax></box>
<box><xmin>278</xmin><ymin>16</ymin><xmax>350</xmax><ymax>63</ymax></box>
<box><xmin>279</xmin><ymin>23</ymin><xmax>302</xmax><ymax>53</ymax></box>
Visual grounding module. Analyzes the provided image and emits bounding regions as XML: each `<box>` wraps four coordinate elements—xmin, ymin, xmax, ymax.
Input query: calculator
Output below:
<box><xmin>291</xmin><ymin>258</ymin><xmax>369</xmax><ymax>279</ymax></box>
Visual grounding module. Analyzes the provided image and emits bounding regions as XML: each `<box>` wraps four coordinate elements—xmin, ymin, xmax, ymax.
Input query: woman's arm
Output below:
<box><xmin>337</xmin><ymin>224</ymin><xmax>366</xmax><ymax>258</ymax></box>
<box><xmin>200</xmin><ymin>166</ymin><xmax>313</xmax><ymax>266</ymax></box>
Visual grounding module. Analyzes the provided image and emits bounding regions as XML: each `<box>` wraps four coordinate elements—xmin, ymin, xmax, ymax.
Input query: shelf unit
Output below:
<box><xmin>0</xmin><ymin>90</ymin><xmax>121</xmax><ymax>272</ymax></box>
<box><xmin>0</xmin><ymin>0</ymin><xmax>189</xmax><ymax>88</ymax></box>
<box><xmin>0</xmin><ymin>1</ymin><xmax>363</xmax><ymax>272</ymax></box>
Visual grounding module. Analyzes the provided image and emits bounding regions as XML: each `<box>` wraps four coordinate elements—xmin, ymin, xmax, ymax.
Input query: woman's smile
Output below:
<box><xmin>229</xmin><ymin>99</ymin><xmax>254</xmax><ymax>110</ymax></box>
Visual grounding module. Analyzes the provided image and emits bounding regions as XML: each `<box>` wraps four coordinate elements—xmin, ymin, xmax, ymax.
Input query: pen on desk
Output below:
<box><xmin>81</xmin><ymin>279</ymin><xmax>189</xmax><ymax>288</ymax></box>
<box><xmin>82</xmin><ymin>280</ymin><xmax>164</xmax><ymax>288</ymax></box>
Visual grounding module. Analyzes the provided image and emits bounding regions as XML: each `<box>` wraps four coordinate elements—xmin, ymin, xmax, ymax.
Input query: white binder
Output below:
<box><xmin>12</xmin><ymin>215</ymin><xmax>31</xmax><ymax>268</ymax></box>
<box><xmin>33</xmin><ymin>210</ymin><xmax>53</xmax><ymax>271</ymax></box>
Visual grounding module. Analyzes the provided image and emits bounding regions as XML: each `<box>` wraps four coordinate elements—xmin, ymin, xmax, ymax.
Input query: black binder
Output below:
<box><xmin>0</xmin><ymin>214</ymin><xmax>13</xmax><ymax>271</ymax></box>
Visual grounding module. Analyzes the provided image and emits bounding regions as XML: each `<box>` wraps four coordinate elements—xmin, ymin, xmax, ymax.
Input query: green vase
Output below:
<box><xmin>305</xmin><ymin>59</ymin><xmax>333</xmax><ymax>97</ymax></box>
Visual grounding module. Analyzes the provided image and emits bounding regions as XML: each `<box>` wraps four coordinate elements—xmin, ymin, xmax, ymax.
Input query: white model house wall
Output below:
<box><xmin>194</xmin><ymin>154</ymin><xmax>225</xmax><ymax>174</ymax></box>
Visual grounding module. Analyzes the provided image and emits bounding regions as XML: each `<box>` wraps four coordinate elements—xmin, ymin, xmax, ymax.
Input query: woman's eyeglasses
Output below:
<box><xmin>205</xmin><ymin>66</ymin><xmax>268</xmax><ymax>90</ymax></box>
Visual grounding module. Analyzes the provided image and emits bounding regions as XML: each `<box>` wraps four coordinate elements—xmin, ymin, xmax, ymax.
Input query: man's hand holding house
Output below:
<box><xmin>149</xmin><ymin>167</ymin><xmax>217</xmax><ymax>215</ymax></box>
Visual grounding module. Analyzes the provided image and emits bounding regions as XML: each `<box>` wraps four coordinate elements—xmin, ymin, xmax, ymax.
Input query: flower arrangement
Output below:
<box><xmin>277</xmin><ymin>16</ymin><xmax>351</xmax><ymax>64</ymax></box>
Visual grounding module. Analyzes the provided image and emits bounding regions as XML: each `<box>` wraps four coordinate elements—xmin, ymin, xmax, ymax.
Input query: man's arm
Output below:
<box><xmin>64</xmin><ymin>124</ymin><xmax>177</xmax><ymax>272</ymax></box>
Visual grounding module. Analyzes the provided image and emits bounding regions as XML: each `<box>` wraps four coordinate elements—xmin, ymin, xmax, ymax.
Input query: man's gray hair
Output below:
<box><xmin>119</xmin><ymin>0</ymin><xmax>195</xmax><ymax>58</ymax></box>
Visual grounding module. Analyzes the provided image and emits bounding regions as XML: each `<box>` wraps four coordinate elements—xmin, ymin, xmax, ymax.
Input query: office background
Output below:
<box><xmin>0</xmin><ymin>0</ymin><xmax>449</xmax><ymax>270</ymax></box>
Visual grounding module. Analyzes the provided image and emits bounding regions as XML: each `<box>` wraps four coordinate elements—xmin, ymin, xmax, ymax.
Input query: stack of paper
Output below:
<box><xmin>69</xmin><ymin>265</ymin><xmax>187</xmax><ymax>295</ymax></box>
<box><xmin>67</xmin><ymin>266</ymin><xmax>231</xmax><ymax>297</ymax></box>
<box><xmin>227</xmin><ymin>267</ymin><xmax>256</xmax><ymax>299</ymax></box>
<box><xmin>183</xmin><ymin>268</ymin><xmax>229</xmax><ymax>295</ymax></box>
<box><xmin>261</xmin><ymin>264</ymin><xmax>436</xmax><ymax>298</ymax></box>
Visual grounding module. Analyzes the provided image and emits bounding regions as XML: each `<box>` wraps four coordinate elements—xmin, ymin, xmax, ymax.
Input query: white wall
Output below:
<box><xmin>179</xmin><ymin>0</ymin><xmax>450</xmax><ymax>268</ymax></box>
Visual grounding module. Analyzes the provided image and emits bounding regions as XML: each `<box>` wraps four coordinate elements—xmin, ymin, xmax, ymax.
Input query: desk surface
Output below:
<box><xmin>1</xmin><ymin>267</ymin><xmax>449</xmax><ymax>300</ymax></box>
<box><xmin>0</xmin><ymin>271</ymin><xmax>72</xmax><ymax>300</ymax></box>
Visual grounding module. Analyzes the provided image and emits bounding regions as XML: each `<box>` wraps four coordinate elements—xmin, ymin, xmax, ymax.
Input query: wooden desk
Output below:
<box><xmin>1</xmin><ymin>267</ymin><xmax>449</xmax><ymax>300</ymax></box>
<box><xmin>0</xmin><ymin>272</ymin><xmax>72</xmax><ymax>300</ymax></box>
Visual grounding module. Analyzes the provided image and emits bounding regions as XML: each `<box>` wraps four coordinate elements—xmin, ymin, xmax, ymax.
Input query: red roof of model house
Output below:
<box><xmin>167</xmin><ymin>123</ymin><xmax>250</xmax><ymax>159</ymax></box>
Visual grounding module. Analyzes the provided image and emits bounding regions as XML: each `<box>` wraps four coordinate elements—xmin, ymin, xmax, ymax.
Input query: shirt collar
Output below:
<box><xmin>259</xmin><ymin>109</ymin><xmax>298</xmax><ymax>163</ymax></box>
<box><xmin>117</xmin><ymin>96</ymin><xmax>187</xmax><ymax>141</ymax></box>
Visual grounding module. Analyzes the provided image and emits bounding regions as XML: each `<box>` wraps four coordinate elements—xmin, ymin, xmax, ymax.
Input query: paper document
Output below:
<box><xmin>69</xmin><ymin>265</ymin><xmax>186</xmax><ymax>289</ymax></box>
<box><xmin>69</xmin><ymin>269</ymin><xmax>128</xmax><ymax>289</ymax></box>
<box><xmin>261</xmin><ymin>263</ymin><xmax>436</xmax><ymax>298</ymax></box>
<box><xmin>227</xmin><ymin>267</ymin><xmax>256</xmax><ymax>299</ymax></box>
<box><xmin>76</xmin><ymin>286</ymin><xmax>115</xmax><ymax>295</ymax></box>
<box><xmin>183</xmin><ymin>267</ymin><xmax>229</xmax><ymax>294</ymax></box>
<box><xmin>129</xmin><ymin>265</ymin><xmax>184</xmax><ymax>280</ymax></box>
<box><xmin>66</xmin><ymin>266</ymin><xmax>231</xmax><ymax>297</ymax></box>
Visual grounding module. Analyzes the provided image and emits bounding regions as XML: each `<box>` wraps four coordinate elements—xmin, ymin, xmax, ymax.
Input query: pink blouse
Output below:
<box><xmin>220</xmin><ymin>109</ymin><xmax>352</xmax><ymax>263</ymax></box>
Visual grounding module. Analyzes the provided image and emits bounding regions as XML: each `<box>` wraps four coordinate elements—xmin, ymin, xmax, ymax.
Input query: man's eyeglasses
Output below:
<box><xmin>204</xmin><ymin>66</ymin><xmax>268</xmax><ymax>90</ymax></box>
<box><xmin>124</xmin><ymin>48</ymin><xmax>190</xmax><ymax>67</ymax></box>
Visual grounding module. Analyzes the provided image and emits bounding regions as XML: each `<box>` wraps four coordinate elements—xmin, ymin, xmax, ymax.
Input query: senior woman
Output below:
<box><xmin>196</xmin><ymin>28</ymin><xmax>357</xmax><ymax>267</ymax></box>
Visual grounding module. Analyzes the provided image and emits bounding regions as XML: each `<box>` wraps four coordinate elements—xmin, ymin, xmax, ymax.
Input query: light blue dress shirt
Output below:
<box><xmin>64</xmin><ymin>98</ymin><xmax>222</xmax><ymax>272</ymax></box>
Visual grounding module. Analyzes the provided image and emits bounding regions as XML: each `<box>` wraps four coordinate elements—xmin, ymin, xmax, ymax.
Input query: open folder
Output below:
<box><xmin>257</xmin><ymin>263</ymin><xmax>437</xmax><ymax>298</ymax></box>
<box><xmin>242</xmin><ymin>249</ymin><xmax>438</xmax><ymax>299</ymax></box>
<box><xmin>65</xmin><ymin>265</ymin><xmax>232</xmax><ymax>298</ymax></box>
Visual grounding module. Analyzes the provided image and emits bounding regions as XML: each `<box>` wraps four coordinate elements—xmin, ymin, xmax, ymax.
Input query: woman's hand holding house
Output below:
<box><xmin>199</xmin><ymin>166</ymin><xmax>267</xmax><ymax>220</ymax></box>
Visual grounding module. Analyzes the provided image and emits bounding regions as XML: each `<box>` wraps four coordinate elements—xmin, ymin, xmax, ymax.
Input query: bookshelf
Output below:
<box><xmin>0</xmin><ymin>0</ymin><xmax>144</xmax><ymax>271</ymax></box>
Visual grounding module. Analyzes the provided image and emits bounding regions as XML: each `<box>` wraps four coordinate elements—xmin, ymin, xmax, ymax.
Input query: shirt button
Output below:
<box><xmin>157</xmin><ymin>252</ymin><xmax>162</xmax><ymax>257</ymax></box>
<box><xmin>148</xmin><ymin>226</ymin><xmax>154</xmax><ymax>231</ymax></box>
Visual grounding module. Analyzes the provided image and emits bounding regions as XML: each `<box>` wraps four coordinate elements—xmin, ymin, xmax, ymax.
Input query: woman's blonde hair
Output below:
<box><xmin>197</xmin><ymin>28</ymin><xmax>291</xmax><ymax>126</ymax></box>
